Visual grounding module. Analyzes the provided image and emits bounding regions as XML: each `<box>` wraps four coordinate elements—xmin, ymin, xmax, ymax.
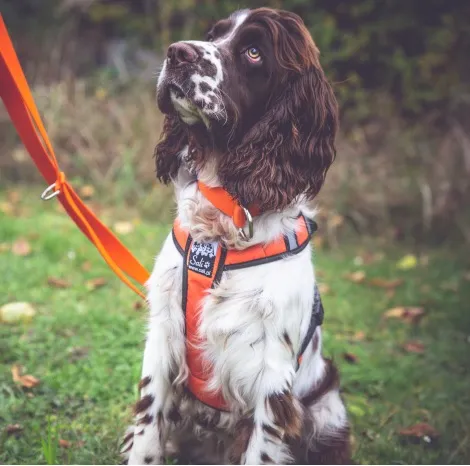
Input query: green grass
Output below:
<box><xmin>1</xmin><ymin>188</ymin><xmax>469</xmax><ymax>464</ymax></box>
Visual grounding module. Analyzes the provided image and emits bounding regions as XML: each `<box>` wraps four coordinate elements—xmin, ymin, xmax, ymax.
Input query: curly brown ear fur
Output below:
<box><xmin>218</xmin><ymin>10</ymin><xmax>338</xmax><ymax>211</ymax></box>
<box><xmin>155</xmin><ymin>114</ymin><xmax>188</xmax><ymax>184</ymax></box>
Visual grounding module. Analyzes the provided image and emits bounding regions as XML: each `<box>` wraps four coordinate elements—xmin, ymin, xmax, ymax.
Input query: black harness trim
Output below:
<box><xmin>212</xmin><ymin>247</ymin><xmax>228</xmax><ymax>288</ymax></box>
<box><xmin>172</xmin><ymin>228</ymin><xmax>185</xmax><ymax>255</ymax></box>
<box><xmin>296</xmin><ymin>284</ymin><xmax>324</xmax><ymax>366</ymax></box>
<box><xmin>181</xmin><ymin>234</ymin><xmax>193</xmax><ymax>319</ymax></box>
<box><xmin>283</xmin><ymin>234</ymin><xmax>290</xmax><ymax>251</ymax></box>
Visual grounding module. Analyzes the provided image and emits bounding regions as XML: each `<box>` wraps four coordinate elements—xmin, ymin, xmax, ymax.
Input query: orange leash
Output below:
<box><xmin>0</xmin><ymin>15</ymin><xmax>150</xmax><ymax>299</ymax></box>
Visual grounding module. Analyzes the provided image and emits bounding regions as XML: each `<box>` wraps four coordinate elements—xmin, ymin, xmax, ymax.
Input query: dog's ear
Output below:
<box><xmin>155</xmin><ymin>114</ymin><xmax>188</xmax><ymax>184</ymax></box>
<box><xmin>219</xmin><ymin>64</ymin><xmax>338</xmax><ymax>211</ymax></box>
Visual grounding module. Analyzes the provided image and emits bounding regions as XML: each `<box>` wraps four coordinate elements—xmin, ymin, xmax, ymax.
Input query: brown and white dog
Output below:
<box><xmin>121</xmin><ymin>8</ymin><xmax>350</xmax><ymax>465</ymax></box>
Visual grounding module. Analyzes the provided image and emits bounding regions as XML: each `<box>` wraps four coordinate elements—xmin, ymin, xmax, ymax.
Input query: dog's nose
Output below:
<box><xmin>167</xmin><ymin>42</ymin><xmax>198</xmax><ymax>65</ymax></box>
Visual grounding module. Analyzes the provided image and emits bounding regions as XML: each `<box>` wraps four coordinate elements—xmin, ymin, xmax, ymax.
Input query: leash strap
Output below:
<box><xmin>0</xmin><ymin>15</ymin><xmax>150</xmax><ymax>298</ymax></box>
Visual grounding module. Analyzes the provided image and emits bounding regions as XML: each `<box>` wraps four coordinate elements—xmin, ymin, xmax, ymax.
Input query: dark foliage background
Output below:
<box><xmin>1</xmin><ymin>0</ymin><xmax>470</xmax><ymax>243</ymax></box>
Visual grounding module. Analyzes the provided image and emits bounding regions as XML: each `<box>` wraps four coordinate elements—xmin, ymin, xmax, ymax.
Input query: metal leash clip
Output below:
<box><xmin>40</xmin><ymin>183</ymin><xmax>60</xmax><ymax>201</ymax></box>
<box><xmin>238</xmin><ymin>206</ymin><xmax>254</xmax><ymax>241</ymax></box>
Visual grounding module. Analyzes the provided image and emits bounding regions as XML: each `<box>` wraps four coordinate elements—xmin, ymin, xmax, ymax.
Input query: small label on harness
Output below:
<box><xmin>188</xmin><ymin>241</ymin><xmax>218</xmax><ymax>277</ymax></box>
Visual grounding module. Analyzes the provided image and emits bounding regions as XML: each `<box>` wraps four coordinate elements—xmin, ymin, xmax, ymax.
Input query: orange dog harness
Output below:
<box><xmin>172</xmin><ymin>214</ymin><xmax>324</xmax><ymax>411</ymax></box>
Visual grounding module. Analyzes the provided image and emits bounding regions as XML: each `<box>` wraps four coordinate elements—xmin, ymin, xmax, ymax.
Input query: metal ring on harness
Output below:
<box><xmin>238</xmin><ymin>206</ymin><xmax>253</xmax><ymax>241</ymax></box>
<box><xmin>40</xmin><ymin>183</ymin><xmax>60</xmax><ymax>201</ymax></box>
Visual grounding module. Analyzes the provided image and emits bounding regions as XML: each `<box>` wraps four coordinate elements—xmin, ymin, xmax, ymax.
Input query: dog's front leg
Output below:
<box><xmin>231</xmin><ymin>339</ymin><xmax>302</xmax><ymax>465</ymax></box>
<box><xmin>244</xmin><ymin>379</ymin><xmax>301</xmax><ymax>464</ymax></box>
<box><xmin>123</xmin><ymin>236</ymin><xmax>186</xmax><ymax>465</ymax></box>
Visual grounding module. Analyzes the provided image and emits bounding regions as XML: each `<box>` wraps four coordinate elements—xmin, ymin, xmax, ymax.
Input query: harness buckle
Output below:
<box><xmin>238</xmin><ymin>206</ymin><xmax>254</xmax><ymax>241</ymax></box>
<box><xmin>40</xmin><ymin>183</ymin><xmax>60</xmax><ymax>201</ymax></box>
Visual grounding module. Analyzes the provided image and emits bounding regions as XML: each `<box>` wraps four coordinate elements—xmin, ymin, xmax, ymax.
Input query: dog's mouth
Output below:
<box><xmin>158</xmin><ymin>80</ymin><xmax>211</xmax><ymax>127</ymax></box>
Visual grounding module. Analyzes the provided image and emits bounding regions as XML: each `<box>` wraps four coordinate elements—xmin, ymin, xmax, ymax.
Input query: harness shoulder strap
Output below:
<box><xmin>224</xmin><ymin>214</ymin><xmax>316</xmax><ymax>269</ymax></box>
<box><xmin>172</xmin><ymin>214</ymin><xmax>317</xmax><ymax>268</ymax></box>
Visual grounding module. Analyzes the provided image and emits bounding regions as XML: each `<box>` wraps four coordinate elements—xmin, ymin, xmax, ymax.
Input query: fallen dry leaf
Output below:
<box><xmin>463</xmin><ymin>271</ymin><xmax>470</xmax><ymax>282</ymax></box>
<box><xmin>368</xmin><ymin>278</ymin><xmax>404</xmax><ymax>289</ymax></box>
<box><xmin>86</xmin><ymin>277</ymin><xmax>107</xmax><ymax>290</ymax></box>
<box><xmin>352</xmin><ymin>330</ymin><xmax>366</xmax><ymax>341</ymax></box>
<box><xmin>113</xmin><ymin>221</ymin><xmax>134</xmax><ymax>235</ymax></box>
<box><xmin>11</xmin><ymin>365</ymin><xmax>40</xmax><ymax>388</ymax></box>
<box><xmin>317</xmin><ymin>283</ymin><xmax>331</xmax><ymax>294</ymax></box>
<box><xmin>0</xmin><ymin>201</ymin><xmax>14</xmax><ymax>215</ymax></box>
<box><xmin>133</xmin><ymin>301</ymin><xmax>144</xmax><ymax>311</ymax></box>
<box><xmin>383</xmin><ymin>306</ymin><xmax>425</xmax><ymax>324</ymax></box>
<box><xmin>344</xmin><ymin>271</ymin><xmax>366</xmax><ymax>283</ymax></box>
<box><xmin>398</xmin><ymin>422</ymin><xmax>439</xmax><ymax>440</ymax></box>
<box><xmin>81</xmin><ymin>261</ymin><xmax>92</xmax><ymax>272</ymax></box>
<box><xmin>59</xmin><ymin>439</ymin><xmax>72</xmax><ymax>448</ymax></box>
<box><xmin>12</xmin><ymin>238</ymin><xmax>31</xmax><ymax>256</ymax></box>
<box><xmin>7</xmin><ymin>190</ymin><xmax>20</xmax><ymax>204</ymax></box>
<box><xmin>396</xmin><ymin>254</ymin><xmax>418</xmax><ymax>270</ymax></box>
<box><xmin>385</xmin><ymin>289</ymin><xmax>396</xmax><ymax>299</ymax></box>
<box><xmin>5</xmin><ymin>424</ymin><xmax>23</xmax><ymax>435</ymax></box>
<box><xmin>0</xmin><ymin>302</ymin><xmax>36</xmax><ymax>323</ymax></box>
<box><xmin>403</xmin><ymin>340</ymin><xmax>425</xmax><ymax>354</ymax></box>
<box><xmin>343</xmin><ymin>352</ymin><xmax>359</xmax><ymax>364</ymax></box>
<box><xmin>47</xmin><ymin>277</ymin><xmax>71</xmax><ymax>289</ymax></box>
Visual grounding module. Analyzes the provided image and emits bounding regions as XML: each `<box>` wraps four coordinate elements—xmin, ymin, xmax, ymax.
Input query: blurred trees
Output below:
<box><xmin>3</xmin><ymin>0</ymin><xmax>468</xmax><ymax>121</ymax></box>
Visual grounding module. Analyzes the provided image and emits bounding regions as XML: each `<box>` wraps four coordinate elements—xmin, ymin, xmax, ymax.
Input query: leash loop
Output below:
<box><xmin>40</xmin><ymin>171</ymin><xmax>65</xmax><ymax>200</ymax></box>
<box><xmin>41</xmin><ymin>183</ymin><xmax>60</xmax><ymax>201</ymax></box>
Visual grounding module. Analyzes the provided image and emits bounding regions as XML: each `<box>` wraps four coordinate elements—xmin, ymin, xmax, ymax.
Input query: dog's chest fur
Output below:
<box><xmin>146</xmin><ymin>221</ymin><xmax>317</xmax><ymax>463</ymax></box>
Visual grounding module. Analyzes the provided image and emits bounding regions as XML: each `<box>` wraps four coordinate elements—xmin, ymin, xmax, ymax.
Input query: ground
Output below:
<box><xmin>1</xmin><ymin>188</ymin><xmax>469</xmax><ymax>465</ymax></box>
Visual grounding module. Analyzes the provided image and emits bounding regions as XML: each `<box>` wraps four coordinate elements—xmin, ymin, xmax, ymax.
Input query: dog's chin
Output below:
<box><xmin>157</xmin><ymin>84</ymin><xmax>210</xmax><ymax>127</ymax></box>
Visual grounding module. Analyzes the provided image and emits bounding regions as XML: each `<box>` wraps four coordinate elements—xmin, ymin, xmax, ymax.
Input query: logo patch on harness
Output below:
<box><xmin>188</xmin><ymin>241</ymin><xmax>218</xmax><ymax>277</ymax></box>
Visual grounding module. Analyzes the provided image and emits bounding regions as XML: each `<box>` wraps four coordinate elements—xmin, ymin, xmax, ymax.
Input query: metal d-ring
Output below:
<box><xmin>40</xmin><ymin>183</ymin><xmax>60</xmax><ymax>201</ymax></box>
<box><xmin>238</xmin><ymin>206</ymin><xmax>254</xmax><ymax>241</ymax></box>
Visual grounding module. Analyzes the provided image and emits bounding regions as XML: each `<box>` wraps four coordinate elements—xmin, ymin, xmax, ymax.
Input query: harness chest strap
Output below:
<box><xmin>173</xmin><ymin>215</ymin><xmax>324</xmax><ymax>411</ymax></box>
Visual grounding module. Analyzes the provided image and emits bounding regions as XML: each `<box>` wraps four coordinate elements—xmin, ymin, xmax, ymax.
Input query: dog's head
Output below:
<box><xmin>156</xmin><ymin>8</ymin><xmax>338</xmax><ymax>211</ymax></box>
